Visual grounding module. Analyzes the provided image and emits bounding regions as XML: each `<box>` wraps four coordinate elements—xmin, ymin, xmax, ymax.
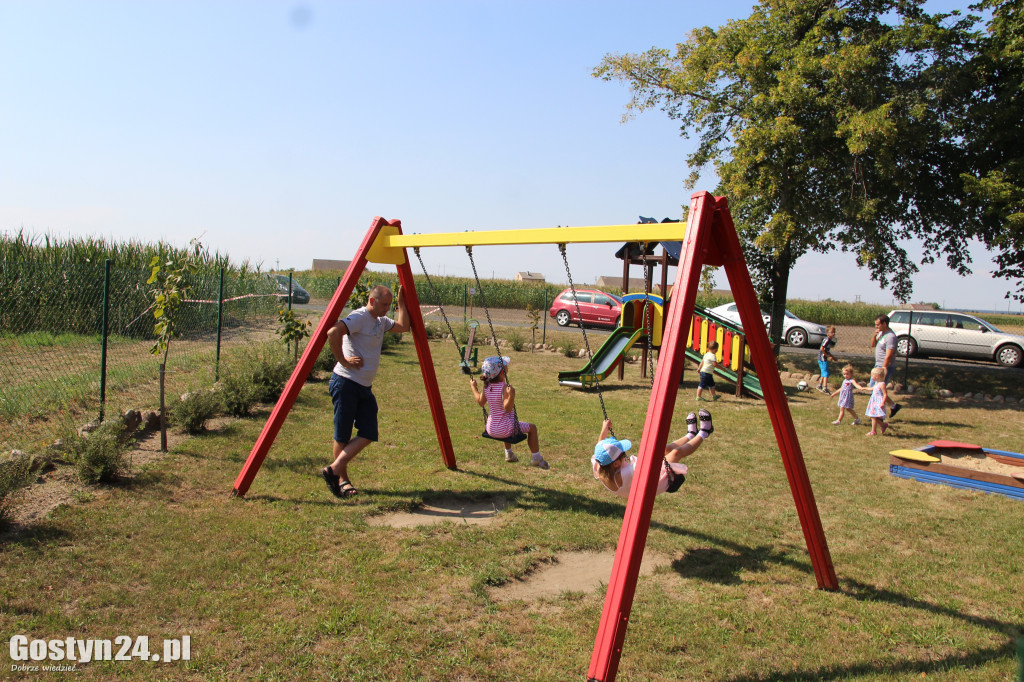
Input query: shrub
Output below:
<box><xmin>503</xmin><ymin>328</ymin><xmax>526</xmax><ymax>352</ymax></box>
<box><xmin>557</xmin><ymin>339</ymin><xmax>579</xmax><ymax>358</ymax></box>
<box><xmin>221</xmin><ymin>373</ymin><xmax>259</xmax><ymax>417</ymax></box>
<box><xmin>0</xmin><ymin>451</ymin><xmax>33</xmax><ymax>527</ymax></box>
<box><xmin>220</xmin><ymin>343</ymin><xmax>291</xmax><ymax>416</ymax></box>
<box><xmin>381</xmin><ymin>331</ymin><xmax>402</xmax><ymax>353</ymax></box>
<box><xmin>249</xmin><ymin>345</ymin><xmax>292</xmax><ymax>403</ymax></box>
<box><xmin>171</xmin><ymin>389</ymin><xmax>222</xmax><ymax>435</ymax></box>
<box><xmin>422</xmin><ymin>321</ymin><xmax>445</xmax><ymax>340</ymax></box>
<box><xmin>314</xmin><ymin>343</ymin><xmax>337</xmax><ymax>374</ymax></box>
<box><xmin>68</xmin><ymin>421</ymin><xmax>131</xmax><ymax>484</ymax></box>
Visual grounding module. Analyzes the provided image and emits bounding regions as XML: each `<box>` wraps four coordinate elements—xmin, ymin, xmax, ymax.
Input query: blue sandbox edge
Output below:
<box><xmin>889</xmin><ymin>464</ymin><xmax>1024</xmax><ymax>501</ymax></box>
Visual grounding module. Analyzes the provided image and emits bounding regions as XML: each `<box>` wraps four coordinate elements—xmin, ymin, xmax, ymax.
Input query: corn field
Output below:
<box><xmin>0</xmin><ymin>233</ymin><xmax>303</xmax><ymax>452</ymax></box>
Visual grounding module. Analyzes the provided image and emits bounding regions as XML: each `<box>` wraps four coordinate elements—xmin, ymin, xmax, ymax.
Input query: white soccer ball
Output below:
<box><xmin>796</xmin><ymin>380</ymin><xmax>809</xmax><ymax>392</ymax></box>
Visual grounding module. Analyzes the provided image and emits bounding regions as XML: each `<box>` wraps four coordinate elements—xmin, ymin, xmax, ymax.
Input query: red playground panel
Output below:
<box><xmin>929</xmin><ymin>440</ymin><xmax>982</xmax><ymax>450</ymax></box>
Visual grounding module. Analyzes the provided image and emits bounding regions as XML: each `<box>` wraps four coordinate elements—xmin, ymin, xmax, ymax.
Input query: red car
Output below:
<box><xmin>549</xmin><ymin>288</ymin><xmax>622</xmax><ymax>328</ymax></box>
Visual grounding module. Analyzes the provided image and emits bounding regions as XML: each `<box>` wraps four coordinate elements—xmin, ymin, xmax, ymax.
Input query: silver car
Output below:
<box><xmin>887</xmin><ymin>309</ymin><xmax>1024</xmax><ymax>368</ymax></box>
<box><xmin>707</xmin><ymin>303</ymin><xmax>827</xmax><ymax>348</ymax></box>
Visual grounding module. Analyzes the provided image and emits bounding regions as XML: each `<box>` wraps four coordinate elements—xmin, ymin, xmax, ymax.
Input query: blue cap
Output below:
<box><xmin>593</xmin><ymin>437</ymin><xmax>632</xmax><ymax>466</ymax></box>
<box><xmin>480</xmin><ymin>356</ymin><xmax>510</xmax><ymax>379</ymax></box>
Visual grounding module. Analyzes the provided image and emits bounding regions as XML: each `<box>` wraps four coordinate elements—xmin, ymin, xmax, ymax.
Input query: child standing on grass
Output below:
<box><xmin>591</xmin><ymin>411</ymin><xmax>714</xmax><ymax>498</ymax></box>
<box><xmin>832</xmin><ymin>364</ymin><xmax>864</xmax><ymax>425</ymax></box>
<box><xmin>864</xmin><ymin>366</ymin><xmax>889</xmax><ymax>436</ymax></box>
<box><xmin>696</xmin><ymin>341</ymin><xmax>721</xmax><ymax>402</ymax></box>
<box><xmin>816</xmin><ymin>326</ymin><xmax>838</xmax><ymax>394</ymax></box>
<box><xmin>470</xmin><ymin>356</ymin><xmax>548</xmax><ymax>469</ymax></box>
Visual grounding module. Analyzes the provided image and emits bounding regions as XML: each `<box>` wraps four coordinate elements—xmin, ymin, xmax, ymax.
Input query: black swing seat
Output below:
<box><xmin>481</xmin><ymin>430</ymin><xmax>529</xmax><ymax>445</ymax></box>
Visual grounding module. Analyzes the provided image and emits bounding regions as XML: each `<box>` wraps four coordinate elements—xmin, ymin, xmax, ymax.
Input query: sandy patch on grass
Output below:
<box><xmin>489</xmin><ymin>550</ymin><xmax>672</xmax><ymax>602</ymax></box>
<box><xmin>4</xmin><ymin>417</ymin><xmax>234</xmax><ymax>534</ymax></box>
<box><xmin>368</xmin><ymin>496</ymin><xmax>507</xmax><ymax>528</ymax></box>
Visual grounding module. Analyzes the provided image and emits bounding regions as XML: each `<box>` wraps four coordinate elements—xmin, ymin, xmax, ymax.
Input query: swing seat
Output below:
<box><xmin>481</xmin><ymin>430</ymin><xmax>529</xmax><ymax>445</ymax></box>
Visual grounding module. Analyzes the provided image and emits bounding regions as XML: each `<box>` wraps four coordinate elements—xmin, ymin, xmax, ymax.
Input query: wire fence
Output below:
<box><xmin>0</xmin><ymin>260</ymin><xmax>296</xmax><ymax>452</ymax></box>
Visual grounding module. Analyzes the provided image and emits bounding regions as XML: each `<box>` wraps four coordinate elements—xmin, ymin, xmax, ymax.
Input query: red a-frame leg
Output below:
<box><xmin>587</xmin><ymin>193</ymin><xmax>837</xmax><ymax>682</ymax></box>
<box><xmin>232</xmin><ymin>216</ymin><xmax>455</xmax><ymax>497</ymax></box>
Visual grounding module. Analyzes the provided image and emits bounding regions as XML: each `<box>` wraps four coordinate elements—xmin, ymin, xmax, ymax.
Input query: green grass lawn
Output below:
<box><xmin>2</xmin><ymin>338</ymin><xmax>1022</xmax><ymax>680</ymax></box>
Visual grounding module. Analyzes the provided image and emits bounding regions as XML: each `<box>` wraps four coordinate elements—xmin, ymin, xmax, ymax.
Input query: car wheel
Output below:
<box><xmin>896</xmin><ymin>336</ymin><xmax>918</xmax><ymax>358</ymax></box>
<box><xmin>995</xmin><ymin>344</ymin><xmax>1023</xmax><ymax>368</ymax></box>
<box><xmin>785</xmin><ymin>327</ymin><xmax>807</xmax><ymax>347</ymax></box>
<box><xmin>555</xmin><ymin>310</ymin><xmax>571</xmax><ymax>327</ymax></box>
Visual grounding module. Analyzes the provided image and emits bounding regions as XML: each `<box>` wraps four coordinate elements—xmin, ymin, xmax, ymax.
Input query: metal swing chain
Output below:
<box><xmin>466</xmin><ymin>246</ymin><xmax>523</xmax><ymax>437</ymax></box>
<box><xmin>414</xmin><ymin>247</ymin><xmax>469</xmax><ymax>371</ymax></box>
<box><xmin>640</xmin><ymin>244</ymin><xmax>656</xmax><ymax>388</ymax></box>
<box><xmin>558</xmin><ymin>243</ymin><xmax>615</xmax><ymax>439</ymax></box>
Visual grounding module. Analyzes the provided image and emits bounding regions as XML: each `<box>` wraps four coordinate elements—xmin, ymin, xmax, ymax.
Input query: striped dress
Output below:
<box><xmin>484</xmin><ymin>381</ymin><xmax>530</xmax><ymax>438</ymax></box>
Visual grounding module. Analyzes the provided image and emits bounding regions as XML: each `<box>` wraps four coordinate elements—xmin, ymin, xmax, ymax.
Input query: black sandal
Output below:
<box><xmin>322</xmin><ymin>467</ymin><xmax>342</xmax><ymax>497</ymax></box>
<box><xmin>338</xmin><ymin>480</ymin><xmax>358</xmax><ymax>497</ymax></box>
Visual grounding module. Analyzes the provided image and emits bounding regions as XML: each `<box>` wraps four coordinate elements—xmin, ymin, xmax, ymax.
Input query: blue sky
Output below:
<box><xmin>2</xmin><ymin>0</ymin><xmax>1018</xmax><ymax>313</ymax></box>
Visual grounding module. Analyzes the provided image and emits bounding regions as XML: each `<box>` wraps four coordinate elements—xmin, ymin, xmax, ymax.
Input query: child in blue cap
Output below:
<box><xmin>591</xmin><ymin>409</ymin><xmax>712</xmax><ymax>498</ymax></box>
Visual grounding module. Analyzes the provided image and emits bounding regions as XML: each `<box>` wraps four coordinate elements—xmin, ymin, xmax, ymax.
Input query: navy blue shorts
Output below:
<box><xmin>698</xmin><ymin>372</ymin><xmax>715</xmax><ymax>389</ymax></box>
<box><xmin>329</xmin><ymin>374</ymin><xmax>379</xmax><ymax>443</ymax></box>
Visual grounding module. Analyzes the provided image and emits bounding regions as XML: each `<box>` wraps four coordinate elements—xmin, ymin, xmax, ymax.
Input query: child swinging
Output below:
<box><xmin>470</xmin><ymin>356</ymin><xmax>549</xmax><ymax>469</ymax></box>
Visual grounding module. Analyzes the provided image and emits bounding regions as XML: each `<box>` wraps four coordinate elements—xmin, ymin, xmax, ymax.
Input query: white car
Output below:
<box><xmin>707</xmin><ymin>303</ymin><xmax>828</xmax><ymax>348</ymax></box>
<box><xmin>887</xmin><ymin>309</ymin><xmax>1024</xmax><ymax>368</ymax></box>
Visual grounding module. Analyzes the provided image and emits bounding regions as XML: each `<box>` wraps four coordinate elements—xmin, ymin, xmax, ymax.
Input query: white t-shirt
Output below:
<box><xmin>333</xmin><ymin>307</ymin><xmax>396</xmax><ymax>387</ymax></box>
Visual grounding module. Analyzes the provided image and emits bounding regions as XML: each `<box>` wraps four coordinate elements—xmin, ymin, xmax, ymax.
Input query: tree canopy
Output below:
<box><xmin>595</xmin><ymin>0</ymin><xmax>1022</xmax><ymax>329</ymax></box>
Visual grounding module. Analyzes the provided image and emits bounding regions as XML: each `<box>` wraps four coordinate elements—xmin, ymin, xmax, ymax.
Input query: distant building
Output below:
<box><xmin>596</xmin><ymin>276</ymin><xmax>665</xmax><ymax>294</ymax></box>
<box><xmin>515</xmin><ymin>271</ymin><xmax>545</xmax><ymax>283</ymax></box>
<box><xmin>312</xmin><ymin>259</ymin><xmax>350</xmax><ymax>272</ymax></box>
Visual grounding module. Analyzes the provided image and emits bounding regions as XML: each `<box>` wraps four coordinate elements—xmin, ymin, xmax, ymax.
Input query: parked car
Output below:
<box><xmin>549</xmin><ymin>288</ymin><xmax>622</xmax><ymax>328</ymax></box>
<box><xmin>271</xmin><ymin>274</ymin><xmax>311</xmax><ymax>305</ymax></box>
<box><xmin>887</xmin><ymin>309</ymin><xmax>1024</xmax><ymax>368</ymax></box>
<box><xmin>707</xmin><ymin>302</ymin><xmax>828</xmax><ymax>348</ymax></box>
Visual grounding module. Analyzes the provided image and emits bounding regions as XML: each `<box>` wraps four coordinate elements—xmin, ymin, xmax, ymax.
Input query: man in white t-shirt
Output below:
<box><xmin>321</xmin><ymin>285</ymin><xmax>409</xmax><ymax>498</ymax></box>
<box><xmin>870</xmin><ymin>314</ymin><xmax>902</xmax><ymax>419</ymax></box>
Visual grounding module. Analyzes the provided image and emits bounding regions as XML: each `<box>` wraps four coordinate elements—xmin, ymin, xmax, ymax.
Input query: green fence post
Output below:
<box><xmin>463</xmin><ymin>284</ymin><xmax>467</xmax><ymax>324</ymax></box>
<box><xmin>98</xmin><ymin>259</ymin><xmax>111</xmax><ymax>422</ymax></box>
<box><xmin>215</xmin><ymin>267</ymin><xmax>225</xmax><ymax>382</ymax></box>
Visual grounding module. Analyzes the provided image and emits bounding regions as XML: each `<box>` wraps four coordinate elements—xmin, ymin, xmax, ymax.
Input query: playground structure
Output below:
<box><xmin>231</xmin><ymin>192</ymin><xmax>838</xmax><ymax>682</ymax></box>
<box><xmin>890</xmin><ymin>441</ymin><xmax>1024</xmax><ymax>501</ymax></box>
<box><xmin>558</xmin><ymin>293</ymin><xmax>764</xmax><ymax>398</ymax></box>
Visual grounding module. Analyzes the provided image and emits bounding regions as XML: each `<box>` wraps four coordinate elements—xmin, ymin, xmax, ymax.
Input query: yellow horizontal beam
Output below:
<box><xmin>384</xmin><ymin>223</ymin><xmax>687</xmax><ymax>249</ymax></box>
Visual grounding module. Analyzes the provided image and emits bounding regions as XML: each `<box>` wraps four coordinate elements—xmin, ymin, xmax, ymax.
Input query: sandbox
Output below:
<box><xmin>889</xmin><ymin>440</ymin><xmax>1024</xmax><ymax>501</ymax></box>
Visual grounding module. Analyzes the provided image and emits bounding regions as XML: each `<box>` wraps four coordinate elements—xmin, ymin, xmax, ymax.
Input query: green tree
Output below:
<box><xmin>960</xmin><ymin>0</ymin><xmax>1024</xmax><ymax>300</ymax></box>
<box><xmin>148</xmin><ymin>239</ymin><xmax>204</xmax><ymax>451</ymax></box>
<box><xmin>595</xmin><ymin>0</ymin><xmax>985</xmax><ymax>337</ymax></box>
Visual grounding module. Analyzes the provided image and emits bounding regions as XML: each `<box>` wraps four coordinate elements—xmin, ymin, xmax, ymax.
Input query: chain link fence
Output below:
<box><xmin>0</xmin><ymin>260</ymin><xmax>298</xmax><ymax>452</ymax></box>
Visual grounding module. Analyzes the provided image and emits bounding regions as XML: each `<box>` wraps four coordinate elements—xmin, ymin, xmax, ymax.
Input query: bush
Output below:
<box><xmin>249</xmin><ymin>344</ymin><xmax>292</xmax><ymax>403</ymax></box>
<box><xmin>221</xmin><ymin>373</ymin><xmax>259</xmax><ymax>418</ymax></box>
<box><xmin>68</xmin><ymin>422</ymin><xmax>130</xmax><ymax>484</ymax></box>
<box><xmin>0</xmin><ymin>451</ymin><xmax>33</xmax><ymax>527</ymax></box>
<box><xmin>221</xmin><ymin>343</ymin><xmax>291</xmax><ymax>416</ymax></box>
<box><xmin>314</xmin><ymin>343</ymin><xmax>337</xmax><ymax>374</ymax></box>
<box><xmin>557</xmin><ymin>339</ymin><xmax>579</xmax><ymax>358</ymax></box>
<box><xmin>381</xmin><ymin>331</ymin><xmax>402</xmax><ymax>353</ymax></box>
<box><xmin>503</xmin><ymin>328</ymin><xmax>526</xmax><ymax>352</ymax></box>
<box><xmin>171</xmin><ymin>389</ymin><xmax>222</xmax><ymax>435</ymax></box>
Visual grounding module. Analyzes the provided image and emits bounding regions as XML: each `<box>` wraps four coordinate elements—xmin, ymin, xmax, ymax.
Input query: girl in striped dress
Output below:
<box><xmin>470</xmin><ymin>356</ymin><xmax>548</xmax><ymax>469</ymax></box>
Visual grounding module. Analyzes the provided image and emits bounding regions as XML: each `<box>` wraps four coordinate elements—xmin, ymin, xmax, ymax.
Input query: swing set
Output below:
<box><xmin>231</xmin><ymin>192</ymin><xmax>838</xmax><ymax>682</ymax></box>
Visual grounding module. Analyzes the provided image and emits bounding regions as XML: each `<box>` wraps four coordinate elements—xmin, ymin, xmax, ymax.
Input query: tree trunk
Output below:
<box><xmin>768</xmin><ymin>241</ymin><xmax>794</xmax><ymax>357</ymax></box>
